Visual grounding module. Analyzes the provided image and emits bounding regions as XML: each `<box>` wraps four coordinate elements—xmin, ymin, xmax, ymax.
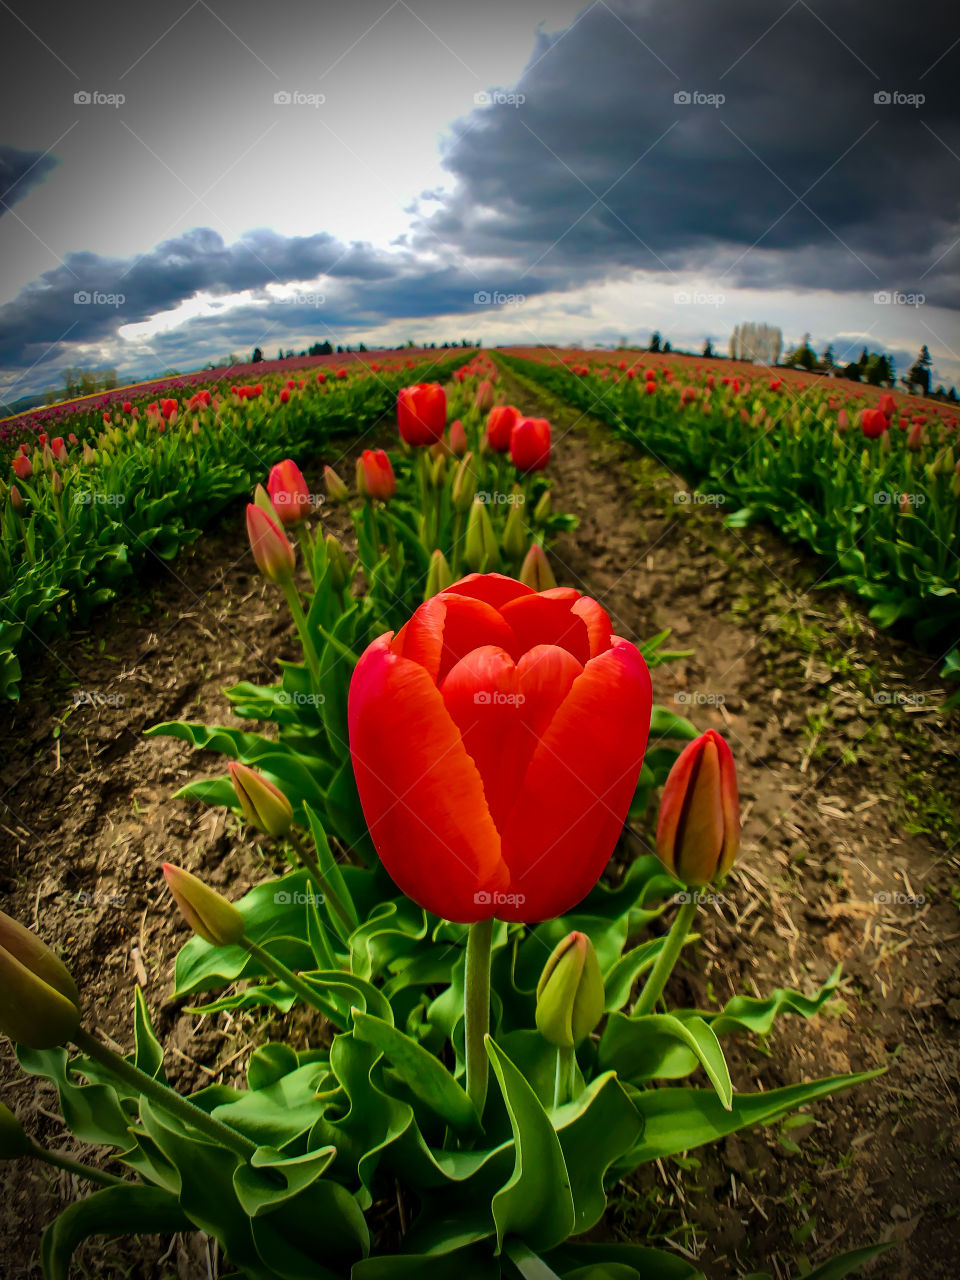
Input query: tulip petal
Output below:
<box><xmin>349</xmin><ymin>635</ymin><xmax>508</xmax><ymax>921</ymax></box>
<box><xmin>513</xmin><ymin>644</ymin><xmax>583</xmax><ymax>782</ymax></box>
<box><xmin>674</xmin><ymin>738</ymin><xmax>725</xmax><ymax>886</ymax></box>
<box><xmin>571</xmin><ymin>596</ymin><xmax>613</xmax><ymax>658</ymax></box>
<box><xmin>446</xmin><ymin>573</ymin><xmax>534</xmax><ymax>610</ymax></box>
<box><xmin>499</xmin><ymin>594</ymin><xmax>591</xmax><ymax>666</ymax></box>
<box><xmin>439</xmin><ymin>645</ymin><xmax>523</xmax><ymax>830</ymax></box>
<box><xmin>498</xmin><ymin>638</ymin><xmax>652</xmax><ymax>921</ymax></box>
<box><xmin>394</xmin><ymin>594</ymin><xmax>516</xmax><ymax>684</ymax></box>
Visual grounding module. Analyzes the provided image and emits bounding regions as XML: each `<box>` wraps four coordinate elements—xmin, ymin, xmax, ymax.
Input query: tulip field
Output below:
<box><xmin>1</xmin><ymin>350</ymin><xmax>958</xmax><ymax>1280</ymax></box>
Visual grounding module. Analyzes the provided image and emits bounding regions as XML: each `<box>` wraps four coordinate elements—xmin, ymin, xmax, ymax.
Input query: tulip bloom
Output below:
<box><xmin>878</xmin><ymin>393</ymin><xmax>896</xmax><ymax>419</ymax></box>
<box><xmin>860</xmin><ymin>408</ymin><xmax>888</xmax><ymax>439</ymax></box>
<box><xmin>510</xmin><ymin>417</ymin><xmax>551</xmax><ymax>473</ymax></box>
<box><xmin>267</xmin><ymin>459</ymin><xmax>312</xmax><ymax>526</ymax></box>
<box><xmin>398</xmin><ymin>383</ymin><xmax>446</xmax><ymax>446</ymax></box>
<box><xmin>349</xmin><ymin>574</ymin><xmax>652</xmax><ymax>922</ymax></box>
<box><xmin>656</xmin><ymin>729</ymin><xmax>740</xmax><ymax>887</ymax></box>
<box><xmin>11</xmin><ymin>455</ymin><xmax>31</xmax><ymax>480</ymax></box>
<box><xmin>486</xmin><ymin>405</ymin><xmax>519</xmax><ymax>453</ymax></box>
<box><xmin>246</xmin><ymin>504</ymin><xmax>296</xmax><ymax>583</ymax></box>
<box><xmin>359</xmin><ymin>449</ymin><xmax>396</xmax><ymax>501</ymax></box>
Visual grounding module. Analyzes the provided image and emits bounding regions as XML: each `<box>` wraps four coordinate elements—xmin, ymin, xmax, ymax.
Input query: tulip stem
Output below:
<box><xmin>553</xmin><ymin>1045</ymin><xmax>575</xmax><ymax>1109</ymax></box>
<box><xmin>71</xmin><ymin>1028</ymin><xmax>259</xmax><ymax>1162</ymax></box>
<box><xmin>464</xmin><ymin>917</ymin><xmax>494</xmax><ymax>1120</ymax></box>
<box><xmin>241</xmin><ymin>938</ymin><xmax>346</xmax><ymax>1028</ymax></box>
<box><xmin>280</xmin><ymin>579</ymin><xmax>322</xmax><ymax>685</ymax></box>
<box><xmin>633</xmin><ymin>897</ymin><xmax>699</xmax><ymax>1017</ymax></box>
<box><xmin>29</xmin><ymin>1140</ymin><xmax>127</xmax><ymax>1188</ymax></box>
<box><xmin>296</xmin><ymin>525</ymin><xmax>315</xmax><ymax>584</ymax></box>
<box><xmin>287</xmin><ymin>830</ymin><xmax>358</xmax><ymax>943</ymax></box>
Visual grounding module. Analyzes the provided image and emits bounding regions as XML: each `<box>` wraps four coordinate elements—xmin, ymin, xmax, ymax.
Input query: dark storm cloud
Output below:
<box><xmin>415</xmin><ymin>0</ymin><xmax>960</xmax><ymax>306</ymax></box>
<box><xmin>0</xmin><ymin>144</ymin><xmax>58</xmax><ymax>211</ymax></box>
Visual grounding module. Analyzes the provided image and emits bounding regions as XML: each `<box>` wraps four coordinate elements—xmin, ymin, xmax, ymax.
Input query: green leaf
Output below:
<box><xmin>802</xmin><ymin>1242</ymin><xmax>894</xmax><ymax>1280</ymax></box>
<box><xmin>599</xmin><ymin>1013</ymin><xmax>733</xmax><ymax>1108</ymax></box>
<box><xmin>41</xmin><ymin>1186</ymin><xmax>191</xmax><ymax>1280</ymax></box>
<box><xmin>131</xmin><ymin>986</ymin><xmax>165</xmax><ymax>1081</ymax></box>
<box><xmin>352</xmin><ymin>1009</ymin><xmax>482</xmax><ymax>1136</ymax></box>
<box><xmin>649</xmin><ymin>705</ymin><xmax>700</xmax><ymax>741</ymax></box>
<box><xmin>544</xmin><ymin>1242</ymin><xmax>705</xmax><ymax>1279</ymax></box>
<box><xmin>486</xmin><ymin>1038</ymin><xmax>576</xmax><ymax>1254</ymax></box>
<box><xmin>233</xmin><ymin>1143</ymin><xmax>337</xmax><ymax>1216</ymax></box>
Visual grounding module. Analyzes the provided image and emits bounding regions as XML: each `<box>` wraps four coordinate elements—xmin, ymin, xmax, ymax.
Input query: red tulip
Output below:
<box><xmin>280</xmin><ymin>388</ymin><xmax>291</xmax><ymax>404</ymax></box>
<box><xmin>267</xmin><ymin>459</ymin><xmax>311</xmax><ymax>526</ymax></box>
<box><xmin>510</xmin><ymin>417</ymin><xmax>551</xmax><ymax>473</ymax></box>
<box><xmin>68</xmin><ymin>433</ymin><xmax>78</xmax><ymax>445</ymax></box>
<box><xmin>475</xmin><ymin>379</ymin><xmax>494</xmax><ymax>411</ymax></box>
<box><xmin>11</xmin><ymin>455</ymin><xmax>32</xmax><ymax>480</ymax></box>
<box><xmin>486</xmin><ymin>405</ymin><xmax>519</xmax><ymax>453</ymax></box>
<box><xmin>398</xmin><ymin>383</ymin><xmax>446</xmax><ymax>446</ymax></box>
<box><xmin>122</xmin><ymin>401</ymin><xmax>133</xmax><ymax>413</ymax></box>
<box><xmin>51</xmin><ymin>437</ymin><xmax>67</xmax><ymax>461</ymax></box>
<box><xmin>878</xmin><ymin>393</ymin><xmax>896</xmax><ymax>419</ymax></box>
<box><xmin>359</xmin><ymin>449</ymin><xmax>396</xmax><ymax>501</ymax></box>
<box><xmin>161</xmin><ymin>398</ymin><xmax>178</xmax><ymax>420</ymax></box>
<box><xmin>348</xmin><ymin>573</ymin><xmax>652</xmax><ymax>922</ymax></box>
<box><xmin>906</xmin><ymin>422</ymin><xmax>924</xmax><ymax>451</ymax></box>
<box><xmin>449</xmin><ymin>419</ymin><xmax>468</xmax><ymax>456</ymax></box>
<box><xmin>316</xmin><ymin>372</ymin><xmax>326</xmax><ymax>384</ymax></box>
<box><xmin>656</xmin><ymin>729</ymin><xmax>740</xmax><ymax>887</ymax></box>
<box><xmin>837</xmin><ymin>409</ymin><xmax>849</xmax><ymax>432</ymax></box>
<box><xmin>9</xmin><ymin>485</ymin><xmax>23</xmax><ymax>512</ymax></box>
<box><xmin>860</xmin><ymin>408</ymin><xmax>888</xmax><ymax>439</ymax></box>
<box><xmin>246</xmin><ymin>504</ymin><xmax>295</xmax><ymax>583</ymax></box>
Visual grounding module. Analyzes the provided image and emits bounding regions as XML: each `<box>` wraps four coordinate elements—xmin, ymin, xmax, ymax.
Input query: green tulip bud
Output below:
<box><xmin>162</xmin><ymin>864</ymin><xmax>246</xmax><ymax>946</ymax></box>
<box><xmin>533</xmin><ymin>489</ymin><xmax>552</xmax><ymax>525</ymax></box>
<box><xmin>518</xmin><ymin>542</ymin><xmax>556</xmax><ymax>591</ymax></box>
<box><xmin>324</xmin><ymin>534</ymin><xmax>350</xmax><ymax>593</ymax></box>
<box><xmin>536</xmin><ymin>931</ymin><xmax>604</xmax><ymax>1049</ymax></box>
<box><xmin>228</xmin><ymin>762</ymin><xmax>294</xmax><ymax>838</ymax></box>
<box><xmin>0</xmin><ymin>911</ymin><xmax>81</xmax><ymax>1050</ymax></box>
<box><xmin>501</xmin><ymin>499</ymin><xmax>527</xmax><ymax>561</ymax></box>
<box><xmin>452</xmin><ymin>452</ymin><xmax>478</xmax><ymax>513</ymax></box>
<box><xmin>425</xmin><ymin>548</ymin><xmax>453</xmax><ymax>598</ymax></box>
<box><xmin>465</xmin><ymin>496</ymin><xmax>499</xmax><ymax>572</ymax></box>
<box><xmin>0</xmin><ymin>1101</ymin><xmax>31</xmax><ymax>1158</ymax></box>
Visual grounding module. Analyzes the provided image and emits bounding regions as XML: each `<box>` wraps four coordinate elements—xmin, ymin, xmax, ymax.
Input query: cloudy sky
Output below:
<box><xmin>0</xmin><ymin>0</ymin><xmax>957</xmax><ymax>403</ymax></box>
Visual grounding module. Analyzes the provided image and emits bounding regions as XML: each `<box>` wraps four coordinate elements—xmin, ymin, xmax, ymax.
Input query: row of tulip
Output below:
<box><xmin>0</xmin><ymin>352</ymin><xmax>468</xmax><ymax>702</ymax></box>
<box><xmin>0</xmin><ymin>375</ymin><xmax>888</xmax><ymax>1278</ymax></box>
<box><xmin>501</xmin><ymin>349</ymin><xmax>960</xmax><ymax>692</ymax></box>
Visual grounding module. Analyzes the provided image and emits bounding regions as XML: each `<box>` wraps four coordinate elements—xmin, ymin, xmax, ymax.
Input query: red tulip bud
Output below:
<box><xmin>0</xmin><ymin>911</ymin><xmax>81</xmax><ymax>1049</ymax></box>
<box><xmin>267</xmin><ymin>459</ymin><xmax>311</xmax><ymax>527</ymax></box>
<box><xmin>228</xmin><ymin>762</ymin><xmax>293</xmax><ymax>837</ymax></box>
<box><xmin>449</xmin><ymin>419</ymin><xmax>468</xmax><ymax>456</ymax></box>
<box><xmin>518</xmin><ymin>542</ymin><xmax>557</xmax><ymax>590</ymax></box>
<box><xmin>162</xmin><ymin>864</ymin><xmax>246</xmax><ymax>946</ymax></box>
<box><xmin>656</xmin><ymin>729</ymin><xmax>740</xmax><ymax>887</ymax></box>
<box><xmin>246</xmin><ymin>503</ymin><xmax>296</xmax><ymax>583</ymax></box>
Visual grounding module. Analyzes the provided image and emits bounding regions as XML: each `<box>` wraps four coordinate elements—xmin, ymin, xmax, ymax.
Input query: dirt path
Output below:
<box><xmin>1</xmin><ymin>376</ymin><xmax>959</xmax><ymax>1278</ymax></box>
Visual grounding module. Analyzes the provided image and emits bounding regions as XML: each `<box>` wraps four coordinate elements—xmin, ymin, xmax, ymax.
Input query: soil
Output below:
<box><xmin>1</xmin><ymin>367</ymin><xmax>959</xmax><ymax>1280</ymax></box>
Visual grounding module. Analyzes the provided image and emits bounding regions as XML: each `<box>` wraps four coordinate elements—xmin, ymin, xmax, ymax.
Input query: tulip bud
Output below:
<box><xmin>452</xmin><ymin>452</ymin><xmax>478</xmax><ymax>512</ymax></box>
<box><xmin>355</xmin><ymin>455</ymin><xmax>368</xmax><ymax>499</ymax></box>
<box><xmin>518</xmin><ymin>542</ymin><xmax>556</xmax><ymax>591</ymax></box>
<box><xmin>501</xmin><ymin>498</ymin><xmax>527</xmax><ymax>560</ymax></box>
<box><xmin>0</xmin><ymin>1100</ymin><xmax>31</xmax><ymax>1159</ymax></box>
<box><xmin>656</xmin><ymin>729</ymin><xmax>740</xmax><ymax>887</ymax></box>
<box><xmin>317</xmin><ymin>466</ymin><xmax>348</xmax><ymax>508</ymax></box>
<box><xmin>246</xmin><ymin>503</ymin><xmax>296</xmax><ymax>584</ymax></box>
<box><xmin>906</xmin><ymin>422</ymin><xmax>924</xmax><ymax>451</ymax></box>
<box><xmin>425</xmin><ymin>548</ymin><xmax>453</xmax><ymax>598</ymax></box>
<box><xmin>267</xmin><ymin>459</ymin><xmax>311</xmax><ymax>527</ymax></box>
<box><xmin>162</xmin><ymin>864</ymin><xmax>246</xmax><ymax>946</ymax></box>
<box><xmin>51</xmin><ymin>471</ymin><xmax>63</xmax><ymax>496</ymax></box>
<box><xmin>324</xmin><ymin>533</ymin><xmax>350</xmax><ymax>592</ymax></box>
<box><xmin>9</xmin><ymin>485</ymin><xmax>23</xmax><ymax>513</ymax></box>
<box><xmin>431</xmin><ymin>453</ymin><xmax>447</xmax><ymax>489</ymax></box>
<box><xmin>465</xmin><ymin>496</ymin><xmax>499</xmax><ymax>572</ymax></box>
<box><xmin>0</xmin><ymin>911</ymin><xmax>81</xmax><ymax>1049</ymax></box>
<box><xmin>533</xmin><ymin>489</ymin><xmax>551</xmax><ymax>525</ymax></box>
<box><xmin>535</xmin><ymin>931</ymin><xmax>604</xmax><ymax>1049</ymax></box>
<box><xmin>228</xmin><ymin>761</ymin><xmax>294</xmax><ymax>838</ymax></box>
<box><xmin>449</xmin><ymin>419</ymin><xmax>468</xmax><ymax>456</ymax></box>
